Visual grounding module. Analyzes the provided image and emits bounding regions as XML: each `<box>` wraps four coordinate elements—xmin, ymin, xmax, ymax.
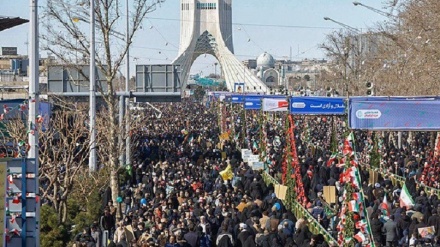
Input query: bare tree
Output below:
<box><xmin>320</xmin><ymin>30</ymin><xmax>368</xmax><ymax>96</ymax></box>
<box><xmin>321</xmin><ymin>0</ymin><xmax>440</xmax><ymax>96</ymax></box>
<box><xmin>42</xmin><ymin>0</ymin><xmax>166</xmax><ymax>209</ymax></box>
<box><xmin>3</xmin><ymin>103</ymin><xmax>90</xmax><ymax>223</ymax></box>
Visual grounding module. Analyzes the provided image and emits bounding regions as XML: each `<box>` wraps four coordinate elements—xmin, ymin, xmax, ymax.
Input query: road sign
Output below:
<box><xmin>135</xmin><ymin>64</ymin><xmax>181</xmax><ymax>93</ymax></box>
<box><xmin>47</xmin><ymin>65</ymin><xmax>108</xmax><ymax>93</ymax></box>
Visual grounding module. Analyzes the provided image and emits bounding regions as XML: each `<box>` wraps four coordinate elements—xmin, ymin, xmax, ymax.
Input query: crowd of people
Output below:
<box><xmin>75</xmin><ymin>97</ymin><xmax>440</xmax><ymax>247</ymax></box>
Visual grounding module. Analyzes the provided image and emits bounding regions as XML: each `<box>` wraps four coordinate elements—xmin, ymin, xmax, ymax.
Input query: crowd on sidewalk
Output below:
<box><xmin>74</xmin><ymin>99</ymin><xmax>440</xmax><ymax>247</ymax></box>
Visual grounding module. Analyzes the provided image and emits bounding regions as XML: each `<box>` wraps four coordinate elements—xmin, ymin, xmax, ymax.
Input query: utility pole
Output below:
<box><xmin>29</xmin><ymin>0</ymin><xmax>40</xmax><ymax>245</ymax></box>
<box><xmin>125</xmin><ymin>0</ymin><xmax>131</xmax><ymax>166</ymax></box>
<box><xmin>89</xmin><ymin>0</ymin><xmax>97</xmax><ymax>172</ymax></box>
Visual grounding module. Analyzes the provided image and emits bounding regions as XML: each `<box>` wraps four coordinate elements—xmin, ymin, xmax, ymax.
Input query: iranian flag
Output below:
<box><xmin>345</xmin><ymin>166</ymin><xmax>361</xmax><ymax>190</ymax></box>
<box><xmin>354</xmin><ymin>231</ymin><xmax>366</xmax><ymax>243</ymax></box>
<box><xmin>343</xmin><ymin>132</ymin><xmax>355</xmax><ymax>156</ymax></box>
<box><xmin>348</xmin><ymin>200</ymin><xmax>360</xmax><ymax>212</ymax></box>
<box><xmin>355</xmin><ymin>219</ymin><xmax>367</xmax><ymax>231</ymax></box>
<box><xmin>400</xmin><ymin>184</ymin><xmax>415</xmax><ymax>209</ymax></box>
<box><xmin>336</xmin><ymin>157</ymin><xmax>346</xmax><ymax>168</ymax></box>
<box><xmin>380</xmin><ymin>194</ymin><xmax>390</xmax><ymax>217</ymax></box>
<box><xmin>352</xmin><ymin>192</ymin><xmax>362</xmax><ymax>203</ymax></box>
<box><xmin>327</xmin><ymin>153</ymin><xmax>339</xmax><ymax>167</ymax></box>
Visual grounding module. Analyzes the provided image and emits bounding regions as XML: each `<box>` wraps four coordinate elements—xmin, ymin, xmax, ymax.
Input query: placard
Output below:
<box><xmin>323</xmin><ymin>186</ymin><xmax>336</xmax><ymax>204</ymax></box>
<box><xmin>241</xmin><ymin>149</ymin><xmax>251</xmax><ymax>162</ymax></box>
<box><xmin>418</xmin><ymin>226</ymin><xmax>435</xmax><ymax>238</ymax></box>
<box><xmin>252</xmin><ymin>162</ymin><xmax>264</xmax><ymax>171</ymax></box>
<box><xmin>274</xmin><ymin>184</ymin><xmax>288</xmax><ymax>200</ymax></box>
<box><xmin>221</xmin><ymin>152</ymin><xmax>227</xmax><ymax>160</ymax></box>
<box><xmin>369</xmin><ymin>170</ymin><xmax>379</xmax><ymax>186</ymax></box>
<box><xmin>247</xmin><ymin>155</ymin><xmax>260</xmax><ymax>164</ymax></box>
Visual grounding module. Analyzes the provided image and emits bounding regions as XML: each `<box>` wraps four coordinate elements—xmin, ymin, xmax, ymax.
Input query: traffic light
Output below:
<box><xmin>366</xmin><ymin>82</ymin><xmax>374</xmax><ymax>96</ymax></box>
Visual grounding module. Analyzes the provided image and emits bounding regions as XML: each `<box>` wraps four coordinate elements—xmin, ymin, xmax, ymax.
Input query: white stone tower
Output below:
<box><xmin>173</xmin><ymin>0</ymin><xmax>268</xmax><ymax>92</ymax></box>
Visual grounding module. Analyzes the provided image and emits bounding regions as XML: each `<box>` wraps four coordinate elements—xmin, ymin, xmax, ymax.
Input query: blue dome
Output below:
<box><xmin>256</xmin><ymin>52</ymin><xmax>275</xmax><ymax>69</ymax></box>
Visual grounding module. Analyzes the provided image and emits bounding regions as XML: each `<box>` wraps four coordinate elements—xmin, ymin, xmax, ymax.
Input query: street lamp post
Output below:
<box><xmin>125</xmin><ymin>0</ymin><xmax>131</xmax><ymax>167</ymax></box>
<box><xmin>89</xmin><ymin>0</ymin><xmax>97</xmax><ymax>172</ymax></box>
<box><xmin>353</xmin><ymin>1</ymin><xmax>398</xmax><ymax>19</ymax></box>
<box><xmin>29</xmin><ymin>0</ymin><xmax>40</xmax><ymax>245</ymax></box>
<box><xmin>323</xmin><ymin>17</ymin><xmax>362</xmax><ymax>97</ymax></box>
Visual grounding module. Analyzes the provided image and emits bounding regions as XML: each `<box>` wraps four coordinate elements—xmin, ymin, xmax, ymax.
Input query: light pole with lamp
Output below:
<box><xmin>352</xmin><ymin>1</ymin><xmax>398</xmax><ymax>20</ymax></box>
<box><xmin>323</xmin><ymin>17</ymin><xmax>362</xmax><ymax>97</ymax></box>
<box><xmin>89</xmin><ymin>0</ymin><xmax>97</xmax><ymax>172</ymax></box>
<box><xmin>29</xmin><ymin>0</ymin><xmax>41</xmax><ymax>245</ymax></box>
<box><xmin>125</xmin><ymin>0</ymin><xmax>131</xmax><ymax>167</ymax></box>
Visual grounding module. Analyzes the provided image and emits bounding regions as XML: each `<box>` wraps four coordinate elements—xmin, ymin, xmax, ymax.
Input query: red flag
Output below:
<box><xmin>12</xmin><ymin>196</ymin><xmax>20</xmax><ymax>204</ymax></box>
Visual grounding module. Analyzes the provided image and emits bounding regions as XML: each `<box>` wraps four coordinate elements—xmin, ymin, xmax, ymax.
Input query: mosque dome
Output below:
<box><xmin>256</xmin><ymin>52</ymin><xmax>275</xmax><ymax>69</ymax></box>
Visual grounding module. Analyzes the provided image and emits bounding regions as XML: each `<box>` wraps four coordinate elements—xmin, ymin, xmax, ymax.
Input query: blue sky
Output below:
<box><xmin>0</xmin><ymin>0</ymin><xmax>389</xmax><ymax>76</ymax></box>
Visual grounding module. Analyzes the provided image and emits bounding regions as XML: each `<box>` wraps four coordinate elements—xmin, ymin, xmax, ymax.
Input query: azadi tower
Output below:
<box><xmin>173</xmin><ymin>0</ymin><xmax>269</xmax><ymax>92</ymax></box>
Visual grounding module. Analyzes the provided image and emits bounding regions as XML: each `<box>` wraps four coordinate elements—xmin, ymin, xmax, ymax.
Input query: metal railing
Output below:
<box><xmin>364</xmin><ymin>165</ymin><xmax>440</xmax><ymax>197</ymax></box>
<box><xmin>262</xmin><ymin>172</ymin><xmax>337</xmax><ymax>245</ymax></box>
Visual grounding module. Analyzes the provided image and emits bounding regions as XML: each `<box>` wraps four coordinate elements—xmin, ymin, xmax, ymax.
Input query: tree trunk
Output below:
<box><xmin>59</xmin><ymin>200</ymin><xmax>68</xmax><ymax>223</ymax></box>
<box><xmin>107</xmin><ymin>96</ymin><xmax>121</xmax><ymax>220</ymax></box>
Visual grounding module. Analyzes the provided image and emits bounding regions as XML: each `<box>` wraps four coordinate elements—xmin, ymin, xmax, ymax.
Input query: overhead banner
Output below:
<box><xmin>231</xmin><ymin>94</ymin><xmax>245</xmax><ymax>104</ymax></box>
<box><xmin>289</xmin><ymin>97</ymin><xmax>345</xmax><ymax>115</ymax></box>
<box><xmin>244</xmin><ymin>97</ymin><xmax>261</xmax><ymax>110</ymax></box>
<box><xmin>262</xmin><ymin>98</ymin><xmax>288</xmax><ymax>112</ymax></box>
<box><xmin>231</xmin><ymin>94</ymin><xmax>264</xmax><ymax>104</ymax></box>
<box><xmin>349</xmin><ymin>97</ymin><xmax>440</xmax><ymax>130</ymax></box>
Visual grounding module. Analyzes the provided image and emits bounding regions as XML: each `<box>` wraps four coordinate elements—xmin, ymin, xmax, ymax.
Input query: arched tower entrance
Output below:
<box><xmin>172</xmin><ymin>0</ymin><xmax>268</xmax><ymax>93</ymax></box>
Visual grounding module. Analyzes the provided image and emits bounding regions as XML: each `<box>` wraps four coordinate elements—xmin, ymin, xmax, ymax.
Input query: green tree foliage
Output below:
<box><xmin>193</xmin><ymin>86</ymin><xmax>206</xmax><ymax>101</ymax></box>
<box><xmin>40</xmin><ymin>205</ymin><xmax>70</xmax><ymax>247</ymax></box>
<box><xmin>70</xmin><ymin>189</ymin><xmax>102</xmax><ymax>236</ymax></box>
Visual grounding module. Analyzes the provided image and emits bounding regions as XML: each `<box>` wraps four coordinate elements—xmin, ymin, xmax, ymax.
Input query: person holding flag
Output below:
<box><xmin>380</xmin><ymin>194</ymin><xmax>390</xmax><ymax>222</ymax></box>
<box><xmin>399</xmin><ymin>184</ymin><xmax>415</xmax><ymax>209</ymax></box>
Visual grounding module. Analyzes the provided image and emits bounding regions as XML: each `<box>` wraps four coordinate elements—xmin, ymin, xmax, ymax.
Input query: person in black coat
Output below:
<box><xmin>405</xmin><ymin>173</ymin><xmax>417</xmax><ymax>198</ymax></box>
<box><xmin>370</xmin><ymin>213</ymin><xmax>383</xmax><ymax>245</ymax></box>
<box><xmin>293</xmin><ymin>218</ymin><xmax>312</xmax><ymax>247</ymax></box>
<box><xmin>216</xmin><ymin>225</ymin><xmax>234</xmax><ymax>247</ymax></box>
<box><xmin>237</xmin><ymin>223</ymin><xmax>253</xmax><ymax>247</ymax></box>
<box><xmin>428</xmin><ymin>208</ymin><xmax>440</xmax><ymax>238</ymax></box>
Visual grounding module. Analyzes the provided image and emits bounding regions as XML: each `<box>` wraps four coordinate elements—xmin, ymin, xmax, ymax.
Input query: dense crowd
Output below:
<box><xmin>72</xmin><ymin>98</ymin><xmax>440</xmax><ymax>247</ymax></box>
<box><xmin>81</xmin><ymin>99</ymin><xmax>327</xmax><ymax>247</ymax></box>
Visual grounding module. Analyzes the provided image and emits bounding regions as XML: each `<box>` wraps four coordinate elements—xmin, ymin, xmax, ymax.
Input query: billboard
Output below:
<box><xmin>48</xmin><ymin>65</ymin><xmax>108</xmax><ymax>93</ymax></box>
<box><xmin>136</xmin><ymin>64</ymin><xmax>181</xmax><ymax>93</ymax></box>
<box><xmin>1</xmin><ymin>47</ymin><xmax>17</xmax><ymax>56</ymax></box>
<box><xmin>289</xmin><ymin>97</ymin><xmax>346</xmax><ymax>115</ymax></box>
<box><xmin>234</xmin><ymin>82</ymin><xmax>244</xmax><ymax>93</ymax></box>
<box><xmin>262</xmin><ymin>98</ymin><xmax>288</xmax><ymax>112</ymax></box>
<box><xmin>349</xmin><ymin>97</ymin><xmax>440</xmax><ymax>130</ymax></box>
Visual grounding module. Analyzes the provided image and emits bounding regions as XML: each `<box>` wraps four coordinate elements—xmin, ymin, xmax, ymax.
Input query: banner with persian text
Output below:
<box><xmin>349</xmin><ymin>97</ymin><xmax>440</xmax><ymax>130</ymax></box>
<box><xmin>289</xmin><ymin>97</ymin><xmax>345</xmax><ymax>115</ymax></box>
